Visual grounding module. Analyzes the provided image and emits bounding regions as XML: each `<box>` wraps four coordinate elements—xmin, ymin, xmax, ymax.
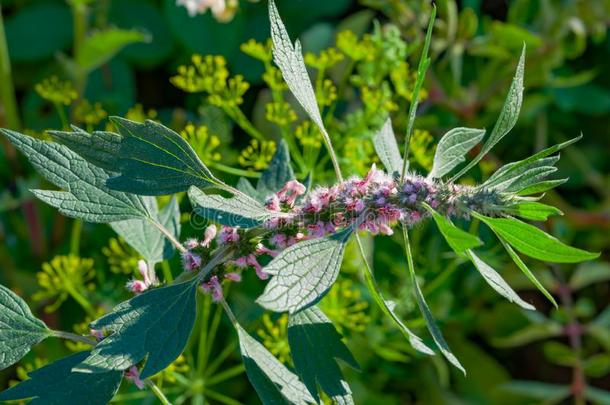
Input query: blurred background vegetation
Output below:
<box><xmin>0</xmin><ymin>0</ymin><xmax>609</xmax><ymax>404</ymax></box>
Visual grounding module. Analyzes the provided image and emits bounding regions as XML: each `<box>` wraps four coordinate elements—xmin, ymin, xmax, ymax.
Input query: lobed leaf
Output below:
<box><xmin>429</xmin><ymin>127</ymin><xmax>485</xmax><ymax>179</ymax></box>
<box><xmin>472</xmin><ymin>212</ymin><xmax>599</xmax><ymax>263</ymax></box>
<box><xmin>423</xmin><ymin>203</ymin><xmax>482</xmax><ymax>254</ymax></box>
<box><xmin>0</xmin><ymin>284</ymin><xmax>51</xmax><ymax>370</ymax></box>
<box><xmin>111</xmin><ymin>196</ymin><xmax>181</xmax><ymax>263</ymax></box>
<box><xmin>373</xmin><ymin>118</ymin><xmax>404</xmax><ymax>175</ymax></box>
<box><xmin>1</xmin><ymin>129</ymin><xmax>151</xmax><ymax>222</ymax></box>
<box><xmin>257</xmin><ymin>229</ymin><xmax>352</xmax><ymax>314</ymax></box>
<box><xmin>75</xmin><ymin>281</ymin><xmax>198</xmax><ymax>379</ymax></box>
<box><xmin>450</xmin><ymin>45</ymin><xmax>526</xmax><ymax>181</ymax></box>
<box><xmin>189</xmin><ymin>186</ymin><xmax>272</xmax><ymax>228</ymax></box>
<box><xmin>467</xmin><ymin>250</ymin><xmax>535</xmax><ymax>310</ymax></box>
<box><xmin>507</xmin><ymin>201</ymin><xmax>563</xmax><ymax>221</ymax></box>
<box><xmin>106</xmin><ymin>117</ymin><xmax>220</xmax><ymax>195</ymax></box>
<box><xmin>0</xmin><ymin>351</ymin><xmax>123</xmax><ymax>405</ymax></box>
<box><xmin>288</xmin><ymin>306</ymin><xmax>359</xmax><ymax>403</ymax></box>
<box><xmin>50</xmin><ymin>126</ymin><xmax>121</xmax><ymax>172</ymax></box>
<box><xmin>237</xmin><ymin>324</ymin><xmax>314</xmax><ymax>405</ymax></box>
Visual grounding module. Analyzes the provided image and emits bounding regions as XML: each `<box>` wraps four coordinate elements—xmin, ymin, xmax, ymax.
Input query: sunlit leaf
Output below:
<box><xmin>429</xmin><ymin>127</ymin><xmax>485</xmax><ymax>178</ymax></box>
<box><xmin>373</xmin><ymin>118</ymin><xmax>403</xmax><ymax>175</ymax></box>
<box><xmin>507</xmin><ymin>201</ymin><xmax>563</xmax><ymax>221</ymax></box>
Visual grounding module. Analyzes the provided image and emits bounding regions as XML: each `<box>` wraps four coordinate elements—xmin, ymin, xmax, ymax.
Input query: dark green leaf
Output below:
<box><xmin>49</xmin><ymin>126</ymin><xmax>121</xmax><ymax>172</ymax></box>
<box><xmin>75</xmin><ymin>281</ymin><xmax>198</xmax><ymax>379</ymax></box>
<box><xmin>237</xmin><ymin>324</ymin><xmax>314</xmax><ymax>405</ymax></box>
<box><xmin>507</xmin><ymin>201</ymin><xmax>563</xmax><ymax>221</ymax></box>
<box><xmin>429</xmin><ymin>127</ymin><xmax>485</xmax><ymax>178</ymax></box>
<box><xmin>373</xmin><ymin>118</ymin><xmax>403</xmax><ymax>175</ymax></box>
<box><xmin>257</xmin><ymin>229</ymin><xmax>352</xmax><ymax>314</ymax></box>
<box><xmin>472</xmin><ymin>212</ymin><xmax>599</xmax><ymax>263</ymax></box>
<box><xmin>257</xmin><ymin>140</ymin><xmax>295</xmax><ymax>198</ymax></box>
<box><xmin>0</xmin><ymin>284</ymin><xmax>50</xmax><ymax>370</ymax></box>
<box><xmin>111</xmin><ymin>196</ymin><xmax>181</xmax><ymax>263</ymax></box>
<box><xmin>106</xmin><ymin>117</ymin><xmax>220</xmax><ymax>195</ymax></box>
<box><xmin>288</xmin><ymin>306</ymin><xmax>359</xmax><ymax>403</ymax></box>
<box><xmin>1</xmin><ymin>129</ymin><xmax>151</xmax><ymax>222</ymax></box>
<box><xmin>0</xmin><ymin>351</ymin><xmax>123</xmax><ymax>405</ymax></box>
<box><xmin>423</xmin><ymin>203</ymin><xmax>482</xmax><ymax>254</ymax></box>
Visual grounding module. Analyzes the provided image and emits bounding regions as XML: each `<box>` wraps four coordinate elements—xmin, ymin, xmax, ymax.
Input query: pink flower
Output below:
<box><xmin>277</xmin><ymin>180</ymin><xmax>306</xmax><ymax>206</ymax></box>
<box><xmin>126</xmin><ymin>260</ymin><xmax>156</xmax><ymax>294</ymax></box>
<box><xmin>90</xmin><ymin>329</ymin><xmax>104</xmax><ymax>340</ymax></box>
<box><xmin>256</xmin><ymin>243</ymin><xmax>278</xmax><ymax>257</ymax></box>
<box><xmin>218</xmin><ymin>226</ymin><xmax>240</xmax><ymax>244</ymax></box>
<box><xmin>202</xmin><ymin>225</ymin><xmax>217</xmax><ymax>247</ymax></box>
<box><xmin>232</xmin><ymin>256</ymin><xmax>248</xmax><ymax>267</ymax></box>
<box><xmin>202</xmin><ymin>276</ymin><xmax>223</xmax><ymax>301</ymax></box>
<box><xmin>126</xmin><ymin>279</ymin><xmax>149</xmax><ymax>293</ymax></box>
<box><xmin>182</xmin><ymin>251</ymin><xmax>202</xmax><ymax>271</ymax></box>
<box><xmin>265</xmin><ymin>194</ymin><xmax>281</xmax><ymax>211</ymax></box>
<box><xmin>184</xmin><ymin>238</ymin><xmax>199</xmax><ymax>250</ymax></box>
<box><xmin>269</xmin><ymin>233</ymin><xmax>288</xmax><ymax>249</ymax></box>
<box><xmin>247</xmin><ymin>255</ymin><xmax>268</xmax><ymax>280</ymax></box>
<box><xmin>224</xmin><ymin>272</ymin><xmax>242</xmax><ymax>282</ymax></box>
<box><xmin>125</xmin><ymin>366</ymin><xmax>145</xmax><ymax>389</ymax></box>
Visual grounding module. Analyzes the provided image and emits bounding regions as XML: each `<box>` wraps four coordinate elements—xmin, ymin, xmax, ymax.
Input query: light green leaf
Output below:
<box><xmin>1</xmin><ymin>129</ymin><xmax>151</xmax><ymax>222</ymax></box>
<box><xmin>373</xmin><ymin>118</ymin><xmax>403</xmax><ymax>175</ymax></box>
<box><xmin>0</xmin><ymin>284</ymin><xmax>51</xmax><ymax>370</ymax></box>
<box><xmin>450</xmin><ymin>45</ymin><xmax>526</xmax><ymax>181</ymax></box>
<box><xmin>423</xmin><ymin>203</ymin><xmax>482</xmax><ymax>254</ymax></box>
<box><xmin>429</xmin><ymin>127</ymin><xmax>485</xmax><ymax>178</ymax></box>
<box><xmin>584</xmin><ymin>354</ymin><xmax>610</xmax><ymax>378</ymax></box>
<box><xmin>570</xmin><ymin>262</ymin><xmax>610</xmax><ymax>290</ymax></box>
<box><xmin>586</xmin><ymin>385</ymin><xmax>610</xmax><ymax>405</ymax></box>
<box><xmin>237</xmin><ymin>324</ymin><xmax>314</xmax><ymax>405</ymax></box>
<box><xmin>257</xmin><ymin>140</ymin><xmax>295</xmax><ymax>198</ymax></box>
<box><xmin>75</xmin><ymin>281</ymin><xmax>198</xmax><ymax>378</ymax></box>
<box><xmin>288</xmin><ymin>306</ymin><xmax>359</xmax><ymax>403</ymax></box>
<box><xmin>77</xmin><ymin>28</ymin><xmax>148</xmax><ymax>72</ymax></box>
<box><xmin>188</xmin><ymin>186</ymin><xmax>272</xmax><ymax>228</ymax></box>
<box><xmin>467</xmin><ymin>250</ymin><xmax>535</xmax><ymax>310</ymax></box>
<box><xmin>517</xmin><ymin>179</ymin><xmax>568</xmax><ymax>196</ymax></box>
<box><xmin>111</xmin><ymin>196</ymin><xmax>181</xmax><ymax>263</ymax></box>
<box><xmin>50</xmin><ymin>126</ymin><xmax>121</xmax><ymax>172</ymax></box>
<box><xmin>0</xmin><ymin>351</ymin><xmax>123</xmax><ymax>405</ymax></box>
<box><xmin>504</xmin><ymin>166</ymin><xmax>558</xmax><ymax>193</ymax></box>
<box><xmin>498</xmin><ymin>238</ymin><xmax>558</xmax><ymax>308</ymax></box>
<box><xmin>506</xmin><ymin>201</ymin><xmax>563</xmax><ymax>221</ymax></box>
<box><xmin>484</xmin><ymin>156</ymin><xmax>559</xmax><ymax>191</ymax></box>
<box><xmin>106</xmin><ymin>117</ymin><xmax>220</xmax><ymax>195</ymax></box>
<box><xmin>257</xmin><ymin>229</ymin><xmax>352</xmax><ymax>314</ymax></box>
<box><xmin>472</xmin><ymin>212</ymin><xmax>599</xmax><ymax>263</ymax></box>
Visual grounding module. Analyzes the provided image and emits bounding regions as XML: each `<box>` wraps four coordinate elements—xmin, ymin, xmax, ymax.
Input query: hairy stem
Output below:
<box><xmin>51</xmin><ymin>330</ymin><xmax>97</xmax><ymax>346</ymax></box>
<box><xmin>149</xmin><ymin>218</ymin><xmax>187</xmax><ymax>253</ymax></box>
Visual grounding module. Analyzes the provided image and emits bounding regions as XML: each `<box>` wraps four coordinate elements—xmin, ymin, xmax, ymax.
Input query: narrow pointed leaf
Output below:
<box><xmin>451</xmin><ymin>45</ymin><xmax>526</xmax><ymax>181</ymax></box>
<box><xmin>257</xmin><ymin>229</ymin><xmax>352</xmax><ymax>314</ymax></box>
<box><xmin>288</xmin><ymin>306</ymin><xmax>359</xmax><ymax>403</ymax></box>
<box><xmin>50</xmin><ymin>126</ymin><xmax>121</xmax><ymax>172</ymax></box>
<box><xmin>237</xmin><ymin>324</ymin><xmax>314</xmax><ymax>405</ymax></box>
<box><xmin>517</xmin><ymin>179</ymin><xmax>568</xmax><ymax>196</ymax></box>
<box><xmin>1</xmin><ymin>129</ymin><xmax>151</xmax><ymax>222</ymax></box>
<box><xmin>423</xmin><ymin>203</ymin><xmax>482</xmax><ymax>254</ymax></box>
<box><xmin>75</xmin><ymin>281</ymin><xmax>198</xmax><ymax>378</ymax></box>
<box><xmin>106</xmin><ymin>117</ymin><xmax>219</xmax><ymax>195</ymax></box>
<box><xmin>0</xmin><ymin>351</ymin><xmax>123</xmax><ymax>405</ymax></box>
<box><xmin>467</xmin><ymin>250</ymin><xmax>535</xmax><ymax>310</ymax></box>
<box><xmin>498</xmin><ymin>238</ymin><xmax>558</xmax><ymax>307</ymax></box>
<box><xmin>257</xmin><ymin>140</ymin><xmax>295</xmax><ymax>197</ymax></box>
<box><xmin>472</xmin><ymin>212</ymin><xmax>599</xmax><ymax>263</ymax></box>
<box><xmin>429</xmin><ymin>127</ymin><xmax>485</xmax><ymax>178</ymax></box>
<box><xmin>189</xmin><ymin>186</ymin><xmax>272</xmax><ymax>228</ymax></box>
<box><xmin>0</xmin><ymin>284</ymin><xmax>51</xmax><ymax>370</ymax></box>
<box><xmin>373</xmin><ymin>118</ymin><xmax>403</xmax><ymax>175</ymax></box>
<box><xmin>507</xmin><ymin>201</ymin><xmax>563</xmax><ymax>221</ymax></box>
<box><xmin>111</xmin><ymin>196</ymin><xmax>181</xmax><ymax>263</ymax></box>
<box><xmin>504</xmin><ymin>166</ymin><xmax>558</xmax><ymax>193</ymax></box>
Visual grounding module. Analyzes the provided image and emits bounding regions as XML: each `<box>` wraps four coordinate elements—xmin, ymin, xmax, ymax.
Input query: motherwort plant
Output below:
<box><xmin>0</xmin><ymin>2</ymin><xmax>599</xmax><ymax>404</ymax></box>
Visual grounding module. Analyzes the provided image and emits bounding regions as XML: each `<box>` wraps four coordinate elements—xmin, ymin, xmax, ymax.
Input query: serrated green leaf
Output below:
<box><xmin>0</xmin><ymin>284</ymin><xmax>51</xmax><ymax>370</ymax></box>
<box><xmin>472</xmin><ymin>212</ymin><xmax>599</xmax><ymax>263</ymax></box>
<box><xmin>467</xmin><ymin>250</ymin><xmax>535</xmax><ymax>310</ymax></box>
<box><xmin>288</xmin><ymin>306</ymin><xmax>359</xmax><ymax>403</ymax></box>
<box><xmin>482</xmin><ymin>135</ymin><xmax>581</xmax><ymax>190</ymax></box>
<box><xmin>451</xmin><ymin>45</ymin><xmax>526</xmax><ymax>181</ymax></box>
<box><xmin>257</xmin><ymin>229</ymin><xmax>352</xmax><ymax>314</ymax></box>
<box><xmin>504</xmin><ymin>166</ymin><xmax>558</xmax><ymax>193</ymax></box>
<box><xmin>373</xmin><ymin>118</ymin><xmax>403</xmax><ymax>175</ymax></box>
<box><xmin>423</xmin><ymin>203</ymin><xmax>482</xmax><ymax>254</ymax></box>
<box><xmin>507</xmin><ymin>201</ymin><xmax>563</xmax><ymax>221</ymax></box>
<box><xmin>0</xmin><ymin>351</ymin><xmax>123</xmax><ymax>405</ymax></box>
<box><xmin>498</xmin><ymin>237</ymin><xmax>558</xmax><ymax>307</ymax></box>
<box><xmin>106</xmin><ymin>117</ymin><xmax>220</xmax><ymax>195</ymax></box>
<box><xmin>111</xmin><ymin>196</ymin><xmax>181</xmax><ymax>263</ymax></box>
<box><xmin>517</xmin><ymin>179</ymin><xmax>568</xmax><ymax>195</ymax></box>
<box><xmin>257</xmin><ymin>140</ymin><xmax>295</xmax><ymax>198</ymax></box>
<box><xmin>188</xmin><ymin>186</ymin><xmax>272</xmax><ymax>228</ymax></box>
<box><xmin>1</xmin><ymin>129</ymin><xmax>151</xmax><ymax>222</ymax></box>
<box><xmin>483</xmin><ymin>156</ymin><xmax>559</xmax><ymax>191</ymax></box>
<box><xmin>77</xmin><ymin>28</ymin><xmax>148</xmax><ymax>72</ymax></box>
<box><xmin>75</xmin><ymin>281</ymin><xmax>198</xmax><ymax>379</ymax></box>
<box><xmin>429</xmin><ymin>127</ymin><xmax>485</xmax><ymax>178</ymax></box>
<box><xmin>237</xmin><ymin>324</ymin><xmax>314</xmax><ymax>405</ymax></box>
<box><xmin>50</xmin><ymin>126</ymin><xmax>121</xmax><ymax>172</ymax></box>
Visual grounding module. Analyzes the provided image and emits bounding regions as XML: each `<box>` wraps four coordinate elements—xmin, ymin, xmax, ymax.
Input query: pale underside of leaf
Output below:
<box><xmin>429</xmin><ymin>127</ymin><xmax>485</xmax><ymax>179</ymax></box>
<box><xmin>373</xmin><ymin>118</ymin><xmax>404</xmax><ymax>175</ymax></box>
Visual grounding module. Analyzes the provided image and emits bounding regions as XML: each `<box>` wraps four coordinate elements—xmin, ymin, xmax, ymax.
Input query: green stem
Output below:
<box><xmin>66</xmin><ymin>283</ymin><xmax>96</xmax><ymax>317</ymax></box>
<box><xmin>162</xmin><ymin>261</ymin><xmax>173</xmax><ymax>283</ymax></box>
<box><xmin>0</xmin><ymin>5</ymin><xmax>21</xmax><ymax>129</ymax></box>
<box><xmin>54</xmin><ymin>102</ymin><xmax>69</xmax><ymax>129</ymax></box>
<box><xmin>69</xmin><ymin>219</ymin><xmax>83</xmax><ymax>255</ymax></box>
<box><xmin>227</xmin><ymin>106</ymin><xmax>265</xmax><ymax>141</ymax></box>
<box><xmin>71</xmin><ymin>0</ymin><xmax>89</xmax><ymax>98</ymax></box>
<box><xmin>146</xmin><ymin>380</ymin><xmax>173</xmax><ymax>405</ymax></box>
<box><xmin>210</xmin><ymin>162</ymin><xmax>261</xmax><ymax>178</ymax></box>
<box><xmin>148</xmin><ymin>218</ymin><xmax>186</xmax><ymax>253</ymax></box>
<box><xmin>220</xmin><ymin>297</ymin><xmax>238</xmax><ymax>326</ymax></box>
<box><xmin>51</xmin><ymin>330</ymin><xmax>96</xmax><ymax>346</ymax></box>
<box><xmin>400</xmin><ymin>6</ymin><xmax>436</xmax><ymax>181</ymax></box>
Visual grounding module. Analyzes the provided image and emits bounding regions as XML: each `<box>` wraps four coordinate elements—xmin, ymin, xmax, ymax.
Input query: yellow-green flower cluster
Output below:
<box><xmin>265</xmin><ymin>101</ymin><xmax>297</xmax><ymax>126</ymax></box>
<box><xmin>257</xmin><ymin>313</ymin><xmax>291</xmax><ymax>365</ymax></box>
<box><xmin>35</xmin><ymin>76</ymin><xmax>78</xmax><ymax>106</ymax></box>
<box><xmin>103</xmin><ymin>237</ymin><xmax>140</xmax><ymax>275</ymax></box>
<box><xmin>320</xmin><ymin>278</ymin><xmax>370</xmax><ymax>334</ymax></box>
<box><xmin>180</xmin><ymin>123</ymin><xmax>222</xmax><ymax>163</ymax></box>
<box><xmin>238</xmin><ymin>139</ymin><xmax>276</xmax><ymax>170</ymax></box>
<box><xmin>73</xmin><ymin>100</ymin><xmax>107</xmax><ymax>126</ymax></box>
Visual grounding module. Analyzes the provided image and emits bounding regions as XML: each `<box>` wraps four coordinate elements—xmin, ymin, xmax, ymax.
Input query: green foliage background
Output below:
<box><xmin>0</xmin><ymin>0</ymin><xmax>609</xmax><ymax>403</ymax></box>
